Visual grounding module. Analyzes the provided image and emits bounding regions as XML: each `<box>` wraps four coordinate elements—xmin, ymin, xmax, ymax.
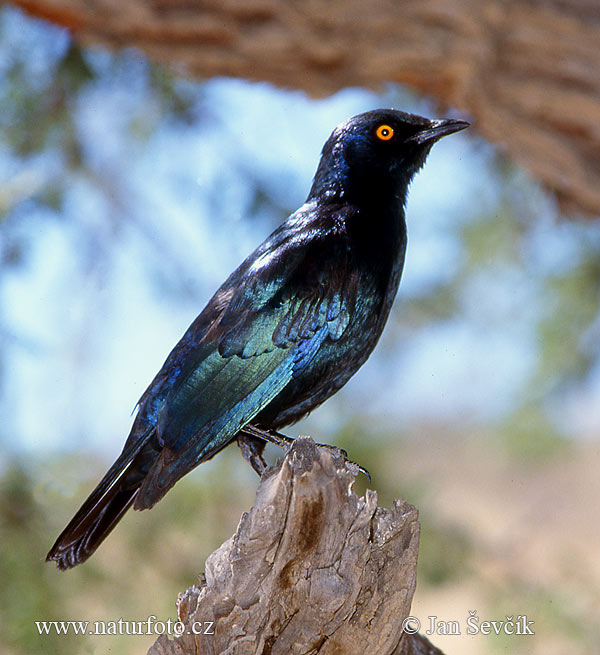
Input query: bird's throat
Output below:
<box><xmin>347</xmin><ymin>201</ymin><xmax>407</xmax><ymax>288</ymax></box>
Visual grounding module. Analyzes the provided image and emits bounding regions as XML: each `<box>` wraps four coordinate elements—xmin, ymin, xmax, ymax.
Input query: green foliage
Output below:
<box><xmin>0</xmin><ymin>452</ymin><xmax>256</xmax><ymax>655</ymax></box>
<box><xmin>0</xmin><ymin>461</ymin><xmax>83</xmax><ymax>655</ymax></box>
<box><xmin>417</xmin><ymin>519</ymin><xmax>473</xmax><ymax>587</ymax></box>
<box><xmin>487</xmin><ymin>585</ymin><xmax>600</xmax><ymax>654</ymax></box>
<box><xmin>500</xmin><ymin>405</ymin><xmax>569</xmax><ymax>462</ymax></box>
<box><xmin>535</xmin><ymin>250</ymin><xmax>600</xmax><ymax>393</ymax></box>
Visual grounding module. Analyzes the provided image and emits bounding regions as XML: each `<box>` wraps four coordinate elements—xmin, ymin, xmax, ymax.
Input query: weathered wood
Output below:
<box><xmin>10</xmin><ymin>0</ymin><xmax>600</xmax><ymax>219</ymax></box>
<box><xmin>147</xmin><ymin>436</ymin><xmax>436</xmax><ymax>655</ymax></box>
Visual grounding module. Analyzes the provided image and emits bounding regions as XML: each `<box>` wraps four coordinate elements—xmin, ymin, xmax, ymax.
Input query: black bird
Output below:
<box><xmin>47</xmin><ymin>109</ymin><xmax>468</xmax><ymax>569</ymax></box>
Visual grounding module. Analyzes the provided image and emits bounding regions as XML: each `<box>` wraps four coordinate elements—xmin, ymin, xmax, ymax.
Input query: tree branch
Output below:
<box><xmin>10</xmin><ymin>0</ymin><xmax>600</xmax><ymax>218</ymax></box>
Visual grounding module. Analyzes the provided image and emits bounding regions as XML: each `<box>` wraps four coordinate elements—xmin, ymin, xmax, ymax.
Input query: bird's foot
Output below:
<box><xmin>240</xmin><ymin>425</ymin><xmax>370</xmax><ymax>482</ymax></box>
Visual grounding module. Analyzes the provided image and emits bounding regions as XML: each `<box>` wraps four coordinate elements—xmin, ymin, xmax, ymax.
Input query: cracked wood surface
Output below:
<box><xmin>10</xmin><ymin>0</ymin><xmax>600</xmax><ymax>219</ymax></box>
<box><xmin>147</xmin><ymin>437</ymin><xmax>436</xmax><ymax>655</ymax></box>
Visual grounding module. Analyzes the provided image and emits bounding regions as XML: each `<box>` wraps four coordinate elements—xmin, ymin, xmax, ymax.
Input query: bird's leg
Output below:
<box><xmin>236</xmin><ymin>433</ymin><xmax>268</xmax><ymax>476</ymax></box>
<box><xmin>241</xmin><ymin>425</ymin><xmax>371</xmax><ymax>482</ymax></box>
<box><xmin>242</xmin><ymin>425</ymin><xmax>294</xmax><ymax>449</ymax></box>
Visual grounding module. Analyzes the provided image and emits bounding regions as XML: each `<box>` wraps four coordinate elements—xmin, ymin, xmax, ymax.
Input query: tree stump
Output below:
<box><xmin>148</xmin><ymin>436</ymin><xmax>444</xmax><ymax>655</ymax></box>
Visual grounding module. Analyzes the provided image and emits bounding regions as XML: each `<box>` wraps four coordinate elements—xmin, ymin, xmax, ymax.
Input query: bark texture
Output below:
<box><xmin>10</xmin><ymin>0</ymin><xmax>600</xmax><ymax>218</ymax></box>
<box><xmin>147</xmin><ymin>437</ymin><xmax>434</xmax><ymax>655</ymax></box>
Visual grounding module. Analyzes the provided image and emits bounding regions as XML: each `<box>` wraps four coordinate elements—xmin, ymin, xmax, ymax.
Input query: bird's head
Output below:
<box><xmin>308</xmin><ymin>109</ymin><xmax>469</xmax><ymax>209</ymax></box>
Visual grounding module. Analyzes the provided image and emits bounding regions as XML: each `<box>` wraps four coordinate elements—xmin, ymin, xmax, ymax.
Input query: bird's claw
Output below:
<box><xmin>317</xmin><ymin>443</ymin><xmax>371</xmax><ymax>482</ymax></box>
<box><xmin>240</xmin><ymin>426</ymin><xmax>371</xmax><ymax>483</ymax></box>
<box><xmin>348</xmin><ymin>463</ymin><xmax>370</xmax><ymax>482</ymax></box>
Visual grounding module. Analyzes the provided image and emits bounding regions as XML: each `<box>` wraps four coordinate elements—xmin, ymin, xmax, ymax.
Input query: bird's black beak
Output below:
<box><xmin>408</xmin><ymin>118</ymin><xmax>470</xmax><ymax>145</ymax></box>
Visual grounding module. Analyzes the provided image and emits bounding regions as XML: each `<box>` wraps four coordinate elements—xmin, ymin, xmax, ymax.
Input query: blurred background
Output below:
<box><xmin>0</xmin><ymin>5</ymin><xmax>599</xmax><ymax>654</ymax></box>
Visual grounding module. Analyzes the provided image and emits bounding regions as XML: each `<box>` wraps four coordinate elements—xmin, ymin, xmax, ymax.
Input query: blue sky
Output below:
<box><xmin>1</xmin><ymin>6</ymin><xmax>599</xmax><ymax>457</ymax></box>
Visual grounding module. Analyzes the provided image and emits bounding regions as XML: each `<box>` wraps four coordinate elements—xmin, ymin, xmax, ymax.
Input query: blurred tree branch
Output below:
<box><xmin>10</xmin><ymin>0</ymin><xmax>600</xmax><ymax>219</ymax></box>
<box><xmin>148</xmin><ymin>437</ymin><xmax>442</xmax><ymax>655</ymax></box>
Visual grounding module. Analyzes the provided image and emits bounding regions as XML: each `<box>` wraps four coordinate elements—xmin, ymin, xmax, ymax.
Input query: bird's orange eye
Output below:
<box><xmin>376</xmin><ymin>124</ymin><xmax>394</xmax><ymax>141</ymax></box>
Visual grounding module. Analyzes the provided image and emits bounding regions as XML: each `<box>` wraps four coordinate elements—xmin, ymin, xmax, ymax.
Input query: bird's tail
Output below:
<box><xmin>46</xmin><ymin>428</ymin><xmax>156</xmax><ymax>570</ymax></box>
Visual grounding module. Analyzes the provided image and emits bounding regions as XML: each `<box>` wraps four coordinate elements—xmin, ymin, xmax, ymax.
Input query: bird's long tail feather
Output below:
<box><xmin>46</xmin><ymin>428</ymin><xmax>154</xmax><ymax>570</ymax></box>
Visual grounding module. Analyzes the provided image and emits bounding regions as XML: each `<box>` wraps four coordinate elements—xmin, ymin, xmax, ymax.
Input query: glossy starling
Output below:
<box><xmin>47</xmin><ymin>109</ymin><xmax>468</xmax><ymax>569</ymax></box>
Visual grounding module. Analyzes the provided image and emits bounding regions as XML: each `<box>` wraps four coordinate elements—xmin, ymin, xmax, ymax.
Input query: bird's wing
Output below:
<box><xmin>135</xmin><ymin>226</ymin><xmax>357</xmax><ymax>508</ymax></box>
